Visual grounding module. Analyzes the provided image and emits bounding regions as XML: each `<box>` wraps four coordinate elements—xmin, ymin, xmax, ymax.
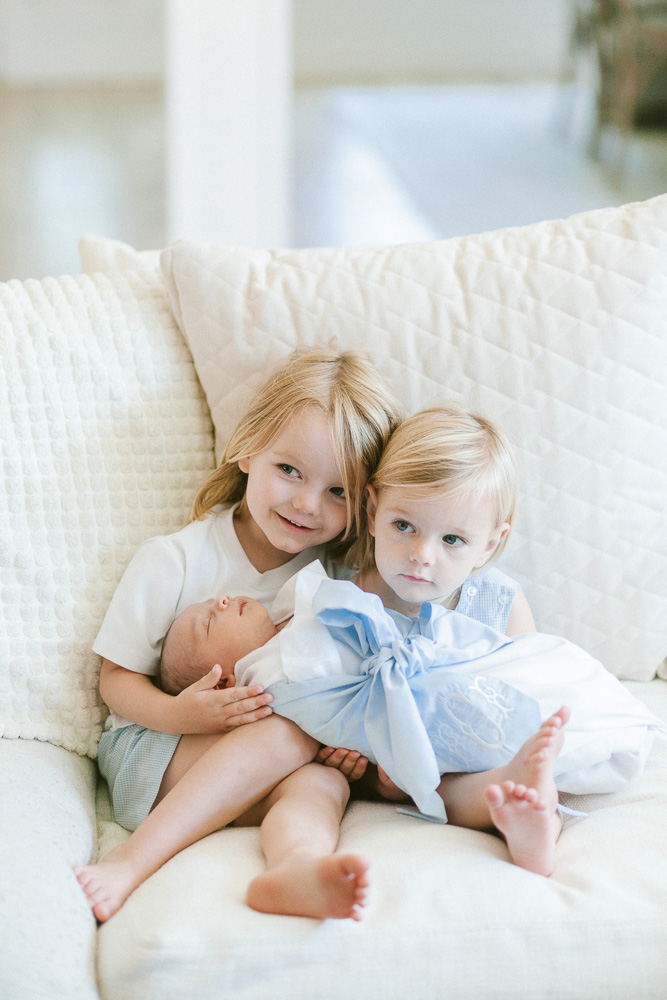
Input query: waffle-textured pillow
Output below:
<box><xmin>0</xmin><ymin>269</ymin><xmax>215</xmax><ymax>755</ymax></box>
<box><xmin>158</xmin><ymin>196</ymin><xmax>667</xmax><ymax>681</ymax></box>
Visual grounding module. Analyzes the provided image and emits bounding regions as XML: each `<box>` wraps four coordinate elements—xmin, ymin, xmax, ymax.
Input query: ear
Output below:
<box><xmin>238</xmin><ymin>457</ymin><xmax>250</xmax><ymax>474</ymax></box>
<box><xmin>365</xmin><ymin>485</ymin><xmax>378</xmax><ymax>536</ymax></box>
<box><xmin>474</xmin><ymin>521</ymin><xmax>510</xmax><ymax>569</ymax></box>
<box><xmin>215</xmin><ymin>669</ymin><xmax>236</xmax><ymax>690</ymax></box>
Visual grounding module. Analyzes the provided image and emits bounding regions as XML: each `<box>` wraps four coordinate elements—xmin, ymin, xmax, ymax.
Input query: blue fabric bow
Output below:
<box><xmin>268</xmin><ymin>578</ymin><xmax>542</xmax><ymax>820</ymax></box>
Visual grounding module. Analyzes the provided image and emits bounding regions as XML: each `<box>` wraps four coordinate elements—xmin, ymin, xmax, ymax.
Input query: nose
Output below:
<box><xmin>215</xmin><ymin>595</ymin><xmax>230</xmax><ymax>611</ymax></box>
<box><xmin>409</xmin><ymin>539</ymin><xmax>434</xmax><ymax>566</ymax></box>
<box><xmin>291</xmin><ymin>486</ymin><xmax>320</xmax><ymax>516</ymax></box>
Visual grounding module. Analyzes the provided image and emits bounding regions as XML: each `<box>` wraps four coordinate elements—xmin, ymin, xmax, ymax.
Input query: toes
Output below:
<box><xmin>93</xmin><ymin>901</ymin><xmax>113</xmax><ymax>923</ymax></box>
<box><xmin>485</xmin><ymin>783</ymin><xmax>505</xmax><ymax>808</ymax></box>
<box><xmin>73</xmin><ymin>866</ymin><xmax>94</xmax><ymax>889</ymax></box>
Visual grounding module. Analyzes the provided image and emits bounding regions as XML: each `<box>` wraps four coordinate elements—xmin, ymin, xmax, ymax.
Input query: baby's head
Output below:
<box><xmin>354</xmin><ymin>404</ymin><xmax>518</xmax><ymax>608</ymax></box>
<box><xmin>160</xmin><ymin>595</ymin><xmax>278</xmax><ymax>695</ymax></box>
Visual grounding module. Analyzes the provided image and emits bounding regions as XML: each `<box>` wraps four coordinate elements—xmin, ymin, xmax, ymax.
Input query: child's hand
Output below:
<box><xmin>170</xmin><ymin>665</ymin><xmax>273</xmax><ymax>734</ymax></box>
<box><xmin>315</xmin><ymin>746</ymin><xmax>368</xmax><ymax>782</ymax></box>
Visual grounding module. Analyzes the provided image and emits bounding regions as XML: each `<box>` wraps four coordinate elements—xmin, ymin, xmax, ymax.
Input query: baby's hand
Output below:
<box><xmin>316</xmin><ymin>746</ymin><xmax>368</xmax><ymax>782</ymax></box>
<box><xmin>170</xmin><ymin>665</ymin><xmax>273</xmax><ymax>734</ymax></box>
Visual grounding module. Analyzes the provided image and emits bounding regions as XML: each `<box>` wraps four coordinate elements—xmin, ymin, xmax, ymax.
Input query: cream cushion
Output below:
<box><xmin>0</xmin><ymin>269</ymin><xmax>215</xmax><ymax>754</ymax></box>
<box><xmin>0</xmin><ymin>740</ymin><xmax>99</xmax><ymax>1000</ymax></box>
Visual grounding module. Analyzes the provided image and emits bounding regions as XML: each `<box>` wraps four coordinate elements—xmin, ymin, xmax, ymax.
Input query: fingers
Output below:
<box><xmin>346</xmin><ymin>755</ymin><xmax>369</xmax><ymax>782</ymax></box>
<box><xmin>190</xmin><ymin>664</ymin><xmax>223</xmax><ymax>690</ymax></box>
<box><xmin>215</xmin><ymin>686</ymin><xmax>274</xmax><ymax>730</ymax></box>
<box><xmin>316</xmin><ymin>747</ymin><xmax>369</xmax><ymax>780</ymax></box>
<box><xmin>223</xmin><ymin>684</ymin><xmax>270</xmax><ymax>705</ymax></box>
<box><xmin>227</xmin><ymin>704</ymin><xmax>274</xmax><ymax>727</ymax></box>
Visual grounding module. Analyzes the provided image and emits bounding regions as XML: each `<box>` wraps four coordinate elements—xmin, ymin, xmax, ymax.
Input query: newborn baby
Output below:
<box><xmin>160</xmin><ymin>561</ymin><xmax>667</xmax><ymax>820</ymax></box>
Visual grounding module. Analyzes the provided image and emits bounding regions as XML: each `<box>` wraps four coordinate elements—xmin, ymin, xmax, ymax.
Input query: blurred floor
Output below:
<box><xmin>2</xmin><ymin>81</ymin><xmax>667</xmax><ymax>280</ymax></box>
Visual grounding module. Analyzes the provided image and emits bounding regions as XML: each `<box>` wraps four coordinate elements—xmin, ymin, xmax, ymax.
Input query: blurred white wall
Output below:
<box><xmin>164</xmin><ymin>0</ymin><xmax>291</xmax><ymax>246</ymax></box>
<box><xmin>0</xmin><ymin>0</ymin><xmax>163</xmax><ymax>83</ymax></box>
<box><xmin>294</xmin><ymin>0</ymin><xmax>569</xmax><ymax>84</ymax></box>
<box><xmin>0</xmin><ymin>0</ymin><xmax>568</xmax><ymax>85</ymax></box>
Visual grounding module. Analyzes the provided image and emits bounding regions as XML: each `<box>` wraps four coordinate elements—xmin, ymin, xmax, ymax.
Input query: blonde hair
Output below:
<box><xmin>351</xmin><ymin>403</ymin><xmax>518</xmax><ymax>574</ymax></box>
<box><xmin>190</xmin><ymin>348</ymin><xmax>402</xmax><ymax>560</ymax></box>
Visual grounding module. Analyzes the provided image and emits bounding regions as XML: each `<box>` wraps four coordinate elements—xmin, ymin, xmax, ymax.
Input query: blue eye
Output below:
<box><xmin>279</xmin><ymin>464</ymin><xmax>298</xmax><ymax>477</ymax></box>
<box><xmin>329</xmin><ymin>486</ymin><xmax>346</xmax><ymax>499</ymax></box>
<box><xmin>444</xmin><ymin>534</ymin><xmax>464</xmax><ymax>547</ymax></box>
<box><xmin>395</xmin><ymin>520</ymin><xmax>413</xmax><ymax>533</ymax></box>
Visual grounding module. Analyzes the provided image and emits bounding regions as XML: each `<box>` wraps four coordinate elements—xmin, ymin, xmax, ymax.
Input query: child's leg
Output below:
<box><xmin>438</xmin><ymin>707</ymin><xmax>568</xmax><ymax>877</ymax></box>
<box><xmin>74</xmin><ymin>715</ymin><xmax>318</xmax><ymax>922</ymax></box>
<box><xmin>240</xmin><ymin>763</ymin><xmax>370</xmax><ymax>920</ymax></box>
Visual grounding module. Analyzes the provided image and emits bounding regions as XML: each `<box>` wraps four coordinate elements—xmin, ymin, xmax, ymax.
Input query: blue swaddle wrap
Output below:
<box><xmin>266</xmin><ymin>573</ymin><xmax>542</xmax><ymax>820</ymax></box>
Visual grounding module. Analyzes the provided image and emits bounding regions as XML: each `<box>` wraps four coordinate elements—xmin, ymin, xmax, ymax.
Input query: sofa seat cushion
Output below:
<box><xmin>96</xmin><ymin>683</ymin><xmax>667</xmax><ymax>1000</ymax></box>
<box><xmin>96</xmin><ymin>758</ymin><xmax>667</xmax><ymax>1000</ymax></box>
<box><xmin>0</xmin><ymin>738</ymin><xmax>99</xmax><ymax>1000</ymax></box>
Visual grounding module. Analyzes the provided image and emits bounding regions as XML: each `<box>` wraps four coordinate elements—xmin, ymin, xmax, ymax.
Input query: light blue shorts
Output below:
<box><xmin>97</xmin><ymin>725</ymin><xmax>181</xmax><ymax>831</ymax></box>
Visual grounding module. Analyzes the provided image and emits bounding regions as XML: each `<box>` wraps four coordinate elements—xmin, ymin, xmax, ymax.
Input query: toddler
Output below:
<box><xmin>320</xmin><ymin>402</ymin><xmax>537</xmax><ymax>793</ymax></box>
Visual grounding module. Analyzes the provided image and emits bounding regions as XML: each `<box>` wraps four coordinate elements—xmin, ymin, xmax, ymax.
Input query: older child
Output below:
<box><xmin>74</xmin><ymin>348</ymin><xmax>401</xmax><ymax>922</ymax></box>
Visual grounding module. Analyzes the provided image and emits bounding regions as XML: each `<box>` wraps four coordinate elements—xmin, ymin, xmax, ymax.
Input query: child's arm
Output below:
<box><xmin>100</xmin><ymin>658</ymin><xmax>273</xmax><ymax>735</ymax></box>
<box><xmin>505</xmin><ymin>589</ymin><xmax>536</xmax><ymax>636</ymax></box>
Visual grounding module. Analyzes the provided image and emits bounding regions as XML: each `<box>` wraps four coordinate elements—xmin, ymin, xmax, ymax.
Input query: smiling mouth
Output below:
<box><xmin>277</xmin><ymin>513</ymin><xmax>314</xmax><ymax>532</ymax></box>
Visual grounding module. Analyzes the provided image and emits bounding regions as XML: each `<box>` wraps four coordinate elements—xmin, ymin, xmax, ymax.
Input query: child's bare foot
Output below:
<box><xmin>485</xmin><ymin>781</ymin><xmax>561</xmax><ymax>876</ymax></box>
<box><xmin>247</xmin><ymin>853</ymin><xmax>370</xmax><ymax>920</ymax></box>
<box><xmin>502</xmin><ymin>706</ymin><xmax>568</xmax><ymax>809</ymax></box>
<box><xmin>484</xmin><ymin>706</ymin><xmax>569</xmax><ymax>877</ymax></box>
<box><xmin>73</xmin><ymin>854</ymin><xmax>144</xmax><ymax>923</ymax></box>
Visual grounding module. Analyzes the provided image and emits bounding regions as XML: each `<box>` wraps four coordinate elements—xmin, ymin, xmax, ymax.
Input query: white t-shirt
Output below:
<box><xmin>93</xmin><ymin>505</ymin><xmax>330</xmax><ymax>729</ymax></box>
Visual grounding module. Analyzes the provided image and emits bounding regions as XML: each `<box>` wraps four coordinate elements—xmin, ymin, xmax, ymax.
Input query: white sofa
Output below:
<box><xmin>2</xmin><ymin>195</ymin><xmax>667</xmax><ymax>1000</ymax></box>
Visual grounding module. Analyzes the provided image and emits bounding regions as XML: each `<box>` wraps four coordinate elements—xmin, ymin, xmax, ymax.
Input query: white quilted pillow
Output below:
<box><xmin>0</xmin><ymin>270</ymin><xmax>215</xmax><ymax>755</ymax></box>
<box><xmin>157</xmin><ymin>196</ymin><xmax>667</xmax><ymax>682</ymax></box>
<box><xmin>79</xmin><ymin>233</ymin><xmax>161</xmax><ymax>273</ymax></box>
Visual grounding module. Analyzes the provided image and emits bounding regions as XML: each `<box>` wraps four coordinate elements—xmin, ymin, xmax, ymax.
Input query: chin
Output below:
<box><xmin>393</xmin><ymin>583</ymin><xmax>437</xmax><ymax>606</ymax></box>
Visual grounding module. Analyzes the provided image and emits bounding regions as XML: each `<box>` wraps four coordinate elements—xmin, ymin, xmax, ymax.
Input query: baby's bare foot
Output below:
<box><xmin>247</xmin><ymin>854</ymin><xmax>370</xmax><ymax>920</ymax></box>
<box><xmin>73</xmin><ymin>857</ymin><xmax>143</xmax><ymax>923</ymax></box>
<box><xmin>485</xmin><ymin>781</ymin><xmax>561</xmax><ymax>877</ymax></box>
